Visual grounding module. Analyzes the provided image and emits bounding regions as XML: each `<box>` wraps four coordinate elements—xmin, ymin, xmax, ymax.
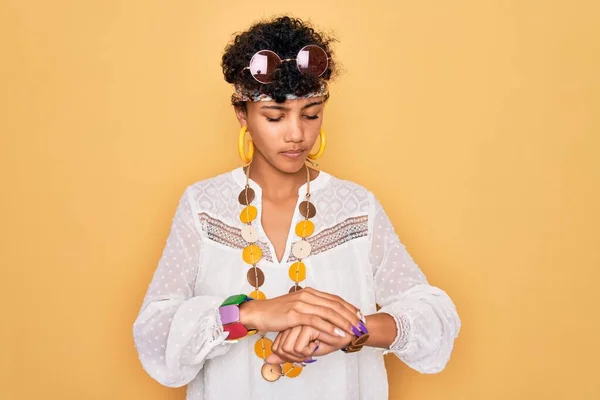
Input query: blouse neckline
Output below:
<box><xmin>231</xmin><ymin>166</ymin><xmax>331</xmax><ymax>197</ymax></box>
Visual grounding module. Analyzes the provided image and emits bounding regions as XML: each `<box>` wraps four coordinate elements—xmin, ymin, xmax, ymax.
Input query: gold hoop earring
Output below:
<box><xmin>238</xmin><ymin>126</ymin><xmax>254</xmax><ymax>164</ymax></box>
<box><xmin>308</xmin><ymin>129</ymin><xmax>326</xmax><ymax>160</ymax></box>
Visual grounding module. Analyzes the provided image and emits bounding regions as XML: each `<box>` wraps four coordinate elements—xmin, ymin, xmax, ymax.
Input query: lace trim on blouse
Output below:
<box><xmin>198</xmin><ymin>213</ymin><xmax>368</xmax><ymax>262</ymax></box>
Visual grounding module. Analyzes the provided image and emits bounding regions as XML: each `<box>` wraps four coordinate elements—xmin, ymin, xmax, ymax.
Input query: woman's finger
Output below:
<box><xmin>302</xmin><ymin>287</ymin><xmax>361</xmax><ymax>322</ymax></box>
<box><xmin>271</xmin><ymin>327</ymin><xmax>305</xmax><ymax>363</ymax></box>
<box><xmin>281</xmin><ymin>326</ymin><xmax>306</xmax><ymax>359</ymax></box>
<box><xmin>290</xmin><ymin>310</ymin><xmax>345</xmax><ymax>338</ymax></box>
<box><xmin>292</xmin><ymin>326</ymin><xmax>321</xmax><ymax>358</ymax></box>
<box><xmin>293</xmin><ymin>290</ymin><xmax>361</xmax><ymax>335</ymax></box>
<box><xmin>265</xmin><ymin>352</ymin><xmax>285</xmax><ymax>364</ymax></box>
<box><xmin>271</xmin><ymin>329</ymin><xmax>289</xmax><ymax>354</ymax></box>
<box><xmin>292</xmin><ymin>302</ymin><xmax>355</xmax><ymax>336</ymax></box>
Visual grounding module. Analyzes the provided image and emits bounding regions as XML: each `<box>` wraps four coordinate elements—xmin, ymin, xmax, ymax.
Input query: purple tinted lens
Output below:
<box><xmin>249</xmin><ymin>50</ymin><xmax>281</xmax><ymax>83</ymax></box>
<box><xmin>296</xmin><ymin>45</ymin><xmax>328</xmax><ymax>77</ymax></box>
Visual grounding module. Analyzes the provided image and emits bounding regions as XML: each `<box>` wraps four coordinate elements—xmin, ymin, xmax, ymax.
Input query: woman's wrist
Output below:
<box><xmin>219</xmin><ymin>294</ymin><xmax>258</xmax><ymax>341</ymax></box>
<box><xmin>362</xmin><ymin>313</ymin><xmax>397</xmax><ymax>349</ymax></box>
<box><xmin>239</xmin><ymin>297</ymin><xmax>259</xmax><ymax>330</ymax></box>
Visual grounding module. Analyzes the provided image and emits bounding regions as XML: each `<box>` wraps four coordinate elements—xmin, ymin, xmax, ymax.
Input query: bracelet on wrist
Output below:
<box><xmin>219</xmin><ymin>294</ymin><xmax>258</xmax><ymax>342</ymax></box>
<box><xmin>341</xmin><ymin>320</ymin><xmax>370</xmax><ymax>353</ymax></box>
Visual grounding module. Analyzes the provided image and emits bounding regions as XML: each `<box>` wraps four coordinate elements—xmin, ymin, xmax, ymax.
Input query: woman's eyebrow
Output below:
<box><xmin>261</xmin><ymin>105</ymin><xmax>289</xmax><ymax>111</ymax></box>
<box><xmin>302</xmin><ymin>101</ymin><xmax>323</xmax><ymax>110</ymax></box>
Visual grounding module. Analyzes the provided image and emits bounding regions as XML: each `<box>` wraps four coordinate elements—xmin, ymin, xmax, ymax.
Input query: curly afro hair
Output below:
<box><xmin>221</xmin><ymin>16</ymin><xmax>338</xmax><ymax>105</ymax></box>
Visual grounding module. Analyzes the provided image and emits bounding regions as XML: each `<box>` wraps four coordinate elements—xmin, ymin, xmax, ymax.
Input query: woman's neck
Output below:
<box><xmin>246</xmin><ymin>155</ymin><xmax>317</xmax><ymax>200</ymax></box>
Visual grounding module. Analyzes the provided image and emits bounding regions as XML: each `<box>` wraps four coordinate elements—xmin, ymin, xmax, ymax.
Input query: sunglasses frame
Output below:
<box><xmin>243</xmin><ymin>45</ymin><xmax>330</xmax><ymax>84</ymax></box>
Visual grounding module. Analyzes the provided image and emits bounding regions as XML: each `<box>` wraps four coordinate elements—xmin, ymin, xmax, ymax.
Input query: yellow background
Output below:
<box><xmin>1</xmin><ymin>0</ymin><xmax>599</xmax><ymax>399</ymax></box>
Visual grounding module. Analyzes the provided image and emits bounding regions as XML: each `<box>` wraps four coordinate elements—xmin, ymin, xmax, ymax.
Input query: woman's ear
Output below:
<box><xmin>234</xmin><ymin>104</ymin><xmax>248</xmax><ymax>127</ymax></box>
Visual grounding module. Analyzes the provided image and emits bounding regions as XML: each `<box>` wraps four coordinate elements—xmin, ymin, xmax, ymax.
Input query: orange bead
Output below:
<box><xmin>239</xmin><ymin>205</ymin><xmax>258</xmax><ymax>223</ymax></box>
<box><xmin>249</xmin><ymin>290</ymin><xmax>266</xmax><ymax>300</ymax></box>
<box><xmin>282</xmin><ymin>362</ymin><xmax>303</xmax><ymax>378</ymax></box>
<box><xmin>295</xmin><ymin>220</ymin><xmax>315</xmax><ymax>238</ymax></box>
<box><xmin>242</xmin><ymin>244</ymin><xmax>262</xmax><ymax>265</ymax></box>
<box><xmin>288</xmin><ymin>262</ymin><xmax>306</xmax><ymax>282</ymax></box>
<box><xmin>254</xmin><ymin>337</ymin><xmax>273</xmax><ymax>359</ymax></box>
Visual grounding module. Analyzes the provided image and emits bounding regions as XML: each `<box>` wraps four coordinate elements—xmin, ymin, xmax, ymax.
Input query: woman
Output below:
<box><xmin>133</xmin><ymin>16</ymin><xmax>460</xmax><ymax>400</ymax></box>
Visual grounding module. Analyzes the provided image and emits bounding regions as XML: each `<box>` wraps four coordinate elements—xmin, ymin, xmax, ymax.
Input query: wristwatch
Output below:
<box><xmin>341</xmin><ymin>320</ymin><xmax>370</xmax><ymax>353</ymax></box>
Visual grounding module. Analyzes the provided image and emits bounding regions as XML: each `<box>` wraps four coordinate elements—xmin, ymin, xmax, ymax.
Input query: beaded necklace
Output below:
<box><xmin>237</xmin><ymin>165</ymin><xmax>316</xmax><ymax>382</ymax></box>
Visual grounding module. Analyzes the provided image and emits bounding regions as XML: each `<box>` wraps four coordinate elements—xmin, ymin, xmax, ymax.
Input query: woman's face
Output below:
<box><xmin>236</xmin><ymin>97</ymin><xmax>325</xmax><ymax>174</ymax></box>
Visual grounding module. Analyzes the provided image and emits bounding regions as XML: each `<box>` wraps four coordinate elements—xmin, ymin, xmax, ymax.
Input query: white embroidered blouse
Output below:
<box><xmin>133</xmin><ymin>167</ymin><xmax>461</xmax><ymax>400</ymax></box>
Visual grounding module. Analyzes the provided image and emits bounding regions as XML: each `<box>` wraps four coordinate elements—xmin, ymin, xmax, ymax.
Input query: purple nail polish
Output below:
<box><xmin>351</xmin><ymin>325</ymin><xmax>362</xmax><ymax>337</ymax></box>
<box><xmin>358</xmin><ymin>310</ymin><xmax>367</xmax><ymax>324</ymax></box>
<box><xmin>313</xmin><ymin>345</ymin><xmax>320</xmax><ymax>353</ymax></box>
<box><xmin>358</xmin><ymin>321</ymin><xmax>369</xmax><ymax>334</ymax></box>
<box><xmin>304</xmin><ymin>358</ymin><xmax>317</xmax><ymax>364</ymax></box>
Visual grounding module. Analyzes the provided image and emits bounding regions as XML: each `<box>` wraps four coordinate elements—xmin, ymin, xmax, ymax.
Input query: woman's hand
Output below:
<box><xmin>239</xmin><ymin>287</ymin><xmax>361</xmax><ymax>338</ymax></box>
<box><xmin>265</xmin><ymin>325</ymin><xmax>352</xmax><ymax>364</ymax></box>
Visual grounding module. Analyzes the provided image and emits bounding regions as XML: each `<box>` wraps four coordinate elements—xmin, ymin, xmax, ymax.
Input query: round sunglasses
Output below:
<box><xmin>243</xmin><ymin>45</ymin><xmax>330</xmax><ymax>84</ymax></box>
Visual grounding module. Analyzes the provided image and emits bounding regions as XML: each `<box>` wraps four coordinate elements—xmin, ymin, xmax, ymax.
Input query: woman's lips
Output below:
<box><xmin>281</xmin><ymin>149</ymin><xmax>305</xmax><ymax>159</ymax></box>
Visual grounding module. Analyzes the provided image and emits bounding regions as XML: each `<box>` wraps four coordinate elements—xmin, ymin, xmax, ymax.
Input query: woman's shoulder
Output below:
<box><xmin>179</xmin><ymin>169</ymin><xmax>242</xmax><ymax>214</ymax></box>
<box><xmin>323</xmin><ymin>171</ymin><xmax>376</xmax><ymax>202</ymax></box>
<box><xmin>317</xmin><ymin>171</ymin><xmax>380</xmax><ymax>219</ymax></box>
<box><xmin>174</xmin><ymin>168</ymin><xmax>259</xmax><ymax>222</ymax></box>
<box><xmin>181</xmin><ymin>168</ymin><xmax>381</xmax><ymax>211</ymax></box>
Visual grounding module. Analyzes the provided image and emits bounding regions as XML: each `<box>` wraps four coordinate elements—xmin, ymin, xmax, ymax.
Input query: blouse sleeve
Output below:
<box><xmin>133</xmin><ymin>187</ymin><xmax>232</xmax><ymax>387</ymax></box>
<box><xmin>369</xmin><ymin>196</ymin><xmax>461</xmax><ymax>374</ymax></box>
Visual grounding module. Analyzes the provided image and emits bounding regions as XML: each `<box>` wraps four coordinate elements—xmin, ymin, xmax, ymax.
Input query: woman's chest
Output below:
<box><xmin>195</xmin><ymin>212</ymin><xmax>371</xmax><ymax>305</ymax></box>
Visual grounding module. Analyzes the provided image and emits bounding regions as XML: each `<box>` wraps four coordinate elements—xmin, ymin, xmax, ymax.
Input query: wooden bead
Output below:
<box><xmin>240</xmin><ymin>205</ymin><xmax>258</xmax><ymax>223</ymax></box>
<box><xmin>238</xmin><ymin>187</ymin><xmax>255</xmax><ymax>205</ymax></box>
<box><xmin>282</xmin><ymin>362</ymin><xmax>303</xmax><ymax>378</ymax></box>
<box><xmin>288</xmin><ymin>262</ymin><xmax>306</xmax><ymax>282</ymax></box>
<box><xmin>295</xmin><ymin>220</ymin><xmax>315</xmax><ymax>238</ymax></box>
<box><xmin>248</xmin><ymin>290</ymin><xmax>266</xmax><ymax>300</ymax></box>
<box><xmin>261</xmin><ymin>363</ymin><xmax>282</xmax><ymax>382</ymax></box>
<box><xmin>254</xmin><ymin>337</ymin><xmax>273</xmax><ymax>359</ymax></box>
<box><xmin>288</xmin><ymin>285</ymin><xmax>303</xmax><ymax>293</ymax></box>
<box><xmin>298</xmin><ymin>201</ymin><xmax>316</xmax><ymax>218</ymax></box>
<box><xmin>292</xmin><ymin>240</ymin><xmax>312</xmax><ymax>259</ymax></box>
<box><xmin>241</xmin><ymin>225</ymin><xmax>259</xmax><ymax>243</ymax></box>
<box><xmin>247</xmin><ymin>267</ymin><xmax>265</xmax><ymax>287</ymax></box>
<box><xmin>242</xmin><ymin>244</ymin><xmax>262</xmax><ymax>265</ymax></box>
